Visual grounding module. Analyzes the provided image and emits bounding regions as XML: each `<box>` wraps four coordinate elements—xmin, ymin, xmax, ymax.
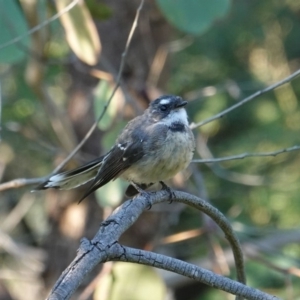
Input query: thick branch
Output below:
<box><xmin>47</xmin><ymin>190</ymin><xmax>279</xmax><ymax>300</ymax></box>
<box><xmin>112</xmin><ymin>244</ymin><xmax>278</xmax><ymax>300</ymax></box>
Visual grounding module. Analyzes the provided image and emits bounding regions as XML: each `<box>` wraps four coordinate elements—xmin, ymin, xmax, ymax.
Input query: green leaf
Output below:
<box><xmin>85</xmin><ymin>0</ymin><xmax>112</xmax><ymax>20</ymax></box>
<box><xmin>156</xmin><ymin>0</ymin><xmax>231</xmax><ymax>35</ymax></box>
<box><xmin>94</xmin><ymin>262</ymin><xmax>166</xmax><ymax>300</ymax></box>
<box><xmin>0</xmin><ymin>0</ymin><xmax>30</xmax><ymax>63</ymax></box>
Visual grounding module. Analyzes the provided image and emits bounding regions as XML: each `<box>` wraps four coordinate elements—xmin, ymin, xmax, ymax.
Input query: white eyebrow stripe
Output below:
<box><xmin>159</xmin><ymin>98</ymin><xmax>170</xmax><ymax>105</ymax></box>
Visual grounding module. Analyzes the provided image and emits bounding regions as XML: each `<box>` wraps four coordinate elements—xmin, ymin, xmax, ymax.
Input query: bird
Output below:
<box><xmin>35</xmin><ymin>95</ymin><xmax>195</xmax><ymax>202</ymax></box>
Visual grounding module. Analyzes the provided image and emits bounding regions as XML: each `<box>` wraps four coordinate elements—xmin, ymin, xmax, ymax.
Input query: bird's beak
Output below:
<box><xmin>175</xmin><ymin>100</ymin><xmax>188</xmax><ymax>108</ymax></box>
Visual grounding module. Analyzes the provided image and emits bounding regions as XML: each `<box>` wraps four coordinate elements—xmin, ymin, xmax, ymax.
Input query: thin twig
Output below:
<box><xmin>0</xmin><ymin>0</ymin><xmax>145</xmax><ymax>192</ymax></box>
<box><xmin>192</xmin><ymin>145</ymin><xmax>300</xmax><ymax>164</ymax></box>
<box><xmin>195</xmin><ymin>135</ymin><xmax>265</xmax><ymax>186</ymax></box>
<box><xmin>190</xmin><ymin>68</ymin><xmax>300</xmax><ymax>129</ymax></box>
<box><xmin>0</xmin><ymin>229</ymin><xmax>46</xmax><ymax>263</ymax></box>
<box><xmin>0</xmin><ymin>177</ymin><xmax>45</xmax><ymax>192</ymax></box>
<box><xmin>0</xmin><ymin>0</ymin><xmax>80</xmax><ymax>51</ymax></box>
<box><xmin>52</xmin><ymin>0</ymin><xmax>145</xmax><ymax>174</ymax></box>
<box><xmin>1</xmin><ymin>193</ymin><xmax>36</xmax><ymax>232</ymax></box>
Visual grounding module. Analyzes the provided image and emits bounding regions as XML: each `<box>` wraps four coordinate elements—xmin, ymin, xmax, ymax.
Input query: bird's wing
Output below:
<box><xmin>79</xmin><ymin>120</ymin><xmax>171</xmax><ymax>202</ymax></box>
<box><xmin>78</xmin><ymin>125</ymin><xmax>147</xmax><ymax>202</ymax></box>
<box><xmin>97</xmin><ymin>121</ymin><xmax>171</xmax><ymax>183</ymax></box>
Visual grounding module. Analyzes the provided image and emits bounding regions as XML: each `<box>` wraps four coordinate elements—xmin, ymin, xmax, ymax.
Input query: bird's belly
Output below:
<box><xmin>121</xmin><ymin>131</ymin><xmax>194</xmax><ymax>184</ymax></box>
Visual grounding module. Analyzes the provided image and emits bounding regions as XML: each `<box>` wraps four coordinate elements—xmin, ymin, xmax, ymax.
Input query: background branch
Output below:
<box><xmin>0</xmin><ymin>177</ymin><xmax>44</xmax><ymax>191</ymax></box>
<box><xmin>0</xmin><ymin>0</ymin><xmax>145</xmax><ymax>191</ymax></box>
<box><xmin>190</xmin><ymin>68</ymin><xmax>300</xmax><ymax>129</ymax></box>
<box><xmin>0</xmin><ymin>0</ymin><xmax>80</xmax><ymax>51</ymax></box>
<box><xmin>51</xmin><ymin>0</ymin><xmax>145</xmax><ymax>174</ymax></box>
<box><xmin>192</xmin><ymin>145</ymin><xmax>300</xmax><ymax>164</ymax></box>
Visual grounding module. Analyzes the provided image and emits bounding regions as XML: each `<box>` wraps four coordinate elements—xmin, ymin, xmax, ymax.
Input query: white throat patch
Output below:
<box><xmin>161</xmin><ymin>108</ymin><xmax>189</xmax><ymax>126</ymax></box>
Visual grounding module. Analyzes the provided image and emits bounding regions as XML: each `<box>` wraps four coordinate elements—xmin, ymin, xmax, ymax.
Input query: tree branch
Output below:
<box><xmin>0</xmin><ymin>0</ymin><xmax>145</xmax><ymax>192</ymax></box>
<box><xmin>47</xmin><ymin>190</ymin><xmax>279</xmax><ymax>300</ymax></box>
<box><xmin>51</xmin><ymin>0</ymin><xmax>145</xmax><ymax>174</ymax></box>
<box><xmin>113</xmin><ymin>245</ymin><xmax>277</xmax><ymax>300</ymax></box>
<box><xmin>0</xmin><ymin>177</ymin><xmax>45</xmax><ymax>192</ymax></box>
<box><xmin>192</xmin><ymin>145</ymin><xmax>300</xmax><ymax>164</ymax></box>
<box><xmin>190</xmin><ymin>68</ymin><xmax>300</xmax><ymax>129</ymax></box>
<box><xmin>0</xmin><ymin>0</ymin><xmax>80</xmax><ymax>51</ymax></box>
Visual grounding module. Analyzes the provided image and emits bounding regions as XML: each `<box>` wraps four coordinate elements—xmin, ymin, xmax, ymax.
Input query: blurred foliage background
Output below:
<box><xmin>1</xmin><ymin>0</ymin><xmax>300</xmax><ymax>299</ymax></box>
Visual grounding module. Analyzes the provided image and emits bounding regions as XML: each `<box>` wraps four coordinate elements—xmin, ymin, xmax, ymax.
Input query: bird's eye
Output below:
<box><xmin>160</xmin><ymin>105</ymin><xmax>167</xmax><ymax>111</ymax></box>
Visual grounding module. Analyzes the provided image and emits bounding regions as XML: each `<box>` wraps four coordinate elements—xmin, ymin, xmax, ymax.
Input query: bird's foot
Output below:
<box><xmin>125</xmin><ymin>183</ymin><xmax>151</xmax><ymax>197</ymax></box>
<box><xmin>160</xmin><ymin>181</ymin><xmax>176</xmax><ymax>203</ymax></box>
<box><xmin>130</xmin><ymin>182</ymin><xmax>152</xmax><ymax>209</ymax></box>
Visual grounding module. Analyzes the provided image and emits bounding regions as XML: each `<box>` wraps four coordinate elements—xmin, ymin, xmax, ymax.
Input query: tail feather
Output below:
<box><xmin>34</xmin><ymin>157</ymin><xmax>104</xmax><ymax>191</ymax></box>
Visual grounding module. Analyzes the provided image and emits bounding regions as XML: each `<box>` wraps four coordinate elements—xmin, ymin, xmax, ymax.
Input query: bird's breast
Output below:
<box><xmin>122</xmin><ymin>127</ymin><xmax>195</xmax><ymax>184</ymax></box>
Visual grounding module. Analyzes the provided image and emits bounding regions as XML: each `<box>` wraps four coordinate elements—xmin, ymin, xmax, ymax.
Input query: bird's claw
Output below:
<box><xmin>160</xmin><ymin>181</ymin><xmax>176</xmax><ymax>203</ymax></box>
<box><xmin>131</xmin><ymin>182</ymin><xmax>152</xmax><ymax>209</ymax></box>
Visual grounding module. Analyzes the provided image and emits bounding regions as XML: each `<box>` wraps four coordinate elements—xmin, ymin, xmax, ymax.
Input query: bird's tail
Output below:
<box><xmin>34</xmin><ymin>157</ymin><xmax>104</xmax><ymax>191</ymax></box>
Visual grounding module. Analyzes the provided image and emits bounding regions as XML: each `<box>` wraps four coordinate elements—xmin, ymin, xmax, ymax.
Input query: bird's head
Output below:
<box><xmin>148</xmin><ymin>95</ymin><xmax>189</xmax><ymax>125</ymax></box>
